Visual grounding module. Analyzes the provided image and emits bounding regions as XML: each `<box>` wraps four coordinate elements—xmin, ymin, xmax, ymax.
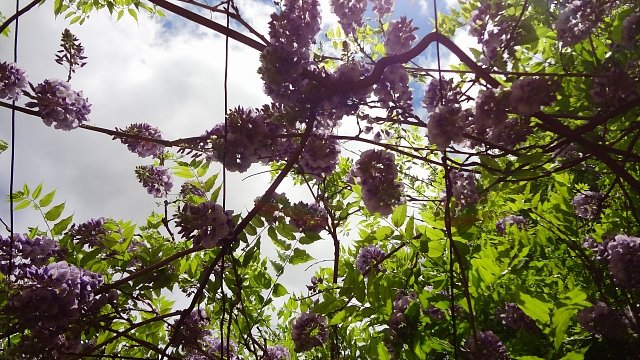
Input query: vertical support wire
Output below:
<box><xmin>6</xmin><ymin>0</ymin><xmax>21</xmax><ymax>350</ymax></box>
<box><xmin>220</xmin><ymin>0</ymin><xmax>231</xmax><ymax>358</ymax></box>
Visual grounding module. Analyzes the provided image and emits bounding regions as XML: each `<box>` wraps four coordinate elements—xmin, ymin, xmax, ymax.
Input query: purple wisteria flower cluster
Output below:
<box><xmin>177</xmin><ymin>201</ymin><xmax>235</xmax><ymax>248</ymax></box>
<box><xmin>0</xmin><ymin>61</ymin><xmax>27</xmax><ymax>100</ymax></box>
<box><xmin>571</xmin><ymin>191</ymin><xmax>604</xmax><ymax>219</ymax></box>
<box><xmin>448</xmin><ymin>169</ymin><xmax>480</xmax><ymax>208</ymax></box>
<box><xmin>426</xmin><ymin>104</ymin><xmax>469</xmax><ymax>151</ymax></box>
<box><xmin>590</xmin><ymin>67</ymin><xmax>639</xmax><ymax>107</ymax></box>
<box><xmin>355</xmin><ymin>244</ymin><xmax>386</xmax><ymax>274</ymax></box>
<box><xmin>135</xmin><ymin>165</ymin><xmax>173</xmax><ymax>198</ymax></box>
<box><xmin>186</xmin><ymin>336</ymin><xmax>238</xmax><ymax>360</ymax></box>
<box><xmin>291</xmin><ymin>312</ymin><xmax>328</xmax><ymax>353</ymax></box>
<box><xmin>583</xmin><ymin>234</ymin><xmax>640</xmax><ymax>289</ymax></box>
<box><xmin>284</xmin><ymin>201</ymin><xmax>328</xmax><ymax>234</ymax></box>
<box><xmin>554</xmin><ymin>0</ymin><xmax>612</xmax><ymax>46</ymax></box>
<box><xmin>469</xmin><ymin>89</ymin><xmax>519</xmax><ymax>149</ymax></box>
<box><xmin>115</xmin><ymin>123</ymin><xmax>165</xmax><ymax>158</ymax></box>
<box><xmin>509</xmin><ymin>77</ymin><xmax>557</xmax><ymax>116</ymax></box>
<box><xmin>374</xmin><ymin>64</ymin><xmax>413</xmax><ymax>113</ymax></box>
<box><xmin>67</xmin><ymin>217</ymin><xmax>110</xmax><ymax>248</ymax></box>
<box><xmin>463</xmin><ymin>330</ymin><xmax>510</xmax><ymax>359</ymax></box>
<box><xmin>330</xmin><ymin>0</ymin><xmax>366</xmax><ymax>36</ymax></box>
<box><xmin>606</xmin><ymin>234</ymin><xmax>640</xmax><ymax>289</ymax></box>
<box><xmin>577</xmin><ymin>302</ymin><xmax>631</xmax><ymax>340</ymax></box>
<box><xmin>496</xmin><ymin>303</ymin><xmax>539</xmax><ymax>333</ymax></box>
<box><xmin>264</xmin><ymin>345</ymin><xmax>290</xmax><ymax>360</ymax></box>
<box><xmin>7</xmin><ymin>261</ymin><xmax>106</xmax><ymax>333</ymax></box>
<box><xmin>353</xmin><ymin>149</ymin><xmax>404</xmax><ymax>216</ymax></box>
<box><xmin>468</xmin><ymin>1</ymin><xmax>517</xmax><ymax>64</ymax></box>
<box><xmin>55</xmin><ymin>28</ymin><xmax>87</xmax><ymax>81</ymax></box>
<box><xmin>259</xmin><ymin>0</ymin><xmax>320</xmax><ymax>106</ymax></box>
<box><xmin>621</xmin><ymin>12</ymin><xmax>640</xmax><ymax>47</ymax></box>
<box><xmin>385</xmin><ymin>17</ymin><xmax>417</xmax><ymax>55</ymax></box>
<box><xmin>200</xmin><ymin>107</ymin><xmax>288</xmax><ymax>173</ymax></box>
<box><xmin>388</xmin><ymin>291</ymin><xmax>419</xmax><ymax>342</ymax></box>
<box><xmin>495</xmin><ymin>215</ymin><xmax>527</xmax><ymax>235</ymax></box>
<box><xmin>0</xmin><ymin>234</ymin><xmax>65</xmax><ymax>277</ymax></box>
<box><xmin>171</xmin><ymin>308</ymin><xmax>210</xmax><ymax>349</ymax></box>
<box><xmin>372</xmin><ymin>0</ymin><xmax>394</xmax><ymax>17</ymax></box>
<box><xmin>25</xmin><ymin>79</ymin><xmax>91</xmax><ymax>130</ymax></box>
<box><xmin>298</xmin><ymin>135</ymin><xmax>340</xmax><ymax>177</ymax></box>
<box><xmin>423</xmin><ymin>77</ymin><xmax>462</xmax><ymax>112</ymax></box>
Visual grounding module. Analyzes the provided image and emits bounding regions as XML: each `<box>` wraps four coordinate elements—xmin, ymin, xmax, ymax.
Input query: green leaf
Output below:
<box><xmin>0</xmin><ymin>139</ymin><xmax>7</xmax><ymax>154</ymax></box>
<box><xmin>329</xmin><ymin>309</ymin><xmax>347</xmax><ymax>325</ymax></box>
<box><xmin>289</xmin><ymin>248</ymin><xmax>313</xmax><ymax>265</ymax></box>
<box><xmin>552</xmin><ymin>306</ymin><xmax>579</xmax><ymax>349</ymax></box>
<box><xmin>32</xmin><ymin>183</ymin><xmax>43</xmax><ymax>199</ymax></box>
<box><xmin>391</xmin><ymin>204</ymin><xmax>407</xmax><ymax>227</ymax></box>
<box><xmin>377</xmin><ymin>342</ymin><xmax>391</xmax><ymax>360</ymax></box>
<box><xmin>39</xmin><ymin>190</ymin><xmax>56</xmax><ymax>207</ymax></box>
<box><xmin>52</xmin><ymin>214</ymin><xmax>74</xmax><ymax>235</ymax></box>
<box><xmin>128</xmin><ymin>8</ymin><xmax>138</xmax><ymax>21</ymax></box>
<box><xmin>517</xmin><ymin>293</ymin><xmax>551</xmax><ymax>325</ymax></box>
<box><xmin>14</xmin><ymin>199</ymin><xmax>31</xmax><ymax>211</ymax></box>
<box><xmin>117</xmin><ymin>9</ymin><xmax>124</xmax><ymax>20</ymax></box>
<box><xmin>272</xmin><ymin>283</ymin><xmax>288</xmax><ymax>297</ymax></box>
<box><xmin>44</xmin><ymin>203</ymin><xmax>66</xmax><ymax>221</ymax></box>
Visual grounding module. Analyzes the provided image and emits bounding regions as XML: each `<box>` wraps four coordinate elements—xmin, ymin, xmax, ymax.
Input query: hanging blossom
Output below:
<box><xmin>317</xmin><ymin>62</ymin><xmax>371</xmax><ymax>129</ymax></box>
<box><xmin>590</xmin><ymin>67</ymin><xmax>639</xmax><ymax>108</ymax></box>
<box><xmin>463</xmin><ymin>331</ymin><xmax>510</xmax><ymax>360</ymax></box>
<box><xmin>264</xmin><ymin>345</ymin><xmax>290</xmax><ymax>360</ymax></box>
<box><xmin>115</xmin><ymin>123</ymin><xmax>165</xmax><ymax>158</ymax></box>
<box><xmin>620</xmin><ymin>12</ymin><xmax>640</xmax><ymax>47</ymax></box>
<box><xmin>291</xmin><ymin>312</ymin><xmax>328</xmax><ymax>353</ymax></box>
<box><xmin>0</xmin><ymin>61</ymin><xmax>27</xmax><ymax>100</ymax></box>
<box><xmin>284</xmin><ymin>202</ymin><xmax>328</xmax><ymax>234</ymax></box>
<box><xmin>577</xmin><ymin>302</ymin><xmax>631</xmax><ymax>340</ymax></box>
<box><xmin>509</xmin><ymin>77</ymin><xmax>557</xmax><ymax>115</ymax></box>
<box><xmin>582</xmin><ymin>235</ymin><xmax>612</xmax><ymax>264</ymax></box>
<box><xmin>495</xmin><ymin>215</ymin><xmax>527</xmax><ymax>235</ymax></box>
<box><xmin>372</xmin><ymin>0</ymin><xmax>393</xmax><ymax>17</ymax></box>
<box><xmin>25</xmin><ymin>79</ymin><xmax>91</xmax><ymax>130</ymax></box>
<box><xmin>607</xmin><ymin>234</ymin><xmax>640</xmax><ymax>289</ymax></box>
<box><xmin>331</xmin><ymin>0</ymin><xmax>366</xmax><ymax>36</ymax></box>
<box><xmin>554</xmin><ymin>0</ymin><xmax>612</xmax><ymax>46</ymax></box>
<box><xmin>259</xmin><ymin>0</ymin><xmax>321</xmax><ymax>105</ymax></box>
<box><xmin>385</xmin><ymin>16</ymin><xmax>417</xmax><ymax>55</ymax></box>
<box><xmin>468</xmin><ymin>2</ymin><xmax>517</xmax><ymax>64</ymax></box>
<box><xmin>423</xmin><ymin>76</ymin><xmax>462</xmax><ymax>113</ymax></box>
<box><xmin>176</xmin><ymin>201</ymin><xmax>235</xmax><ymax>248</ymax></box>
<box><xmin>200</xmin><ymin>107</ymin><xmax>288</xmax><ymax>173</ymax></box>
<box><xmin>448</xmin><ymin>169</ymin><xmax>480</xmax><ymax>208</ymax></box>
<box><xmin>354</xmin><ymin>149</ymin><xmax>404</xmax><ymax>216</ymax></box>
<box><xmin>297</xmin><ymin>135</ymin><xmax>340</xmax><ymax>177</ymax></box>
<box><xmin>426</xmin><ymin>105</ymin><xmax>471</xmax><ymax>151</ymax></box>
<box><xmin>7</xmin><ymin>261</ymin><xmax>106</xmax><ymax>334</ymax></box>
<box><xmin>374</xmin><ymin>64</ymin><xmax>413</xmax><ymax>113</ymax></box>
<box><xmin>0</xmin><ymin>234</ymin><xmax>64</xmax><ymax>274</ymax></box>
<box><xmin>388</xmin><ymin>291</ymin><xmax>419</xmax><ymax>343</ymax></box>
<box><xmin>571</xmin><ymin>191</ymin><xmax>604</xmax><ymax>219</ymax></box>
<box><xmin>186</xmin><ymin>336</ymin><xmax>238</xmax><ymax>360</ymax></box>
<box><xmin>135</xmin><ymin>165</ymin><xmax>173</xmax><ymax>198</ymax></box>
<box><xmin>67</xmin><ymin>217</ymin><xmax>111</xmax><ymax>248</ymax></box>
<box><xmin>355</xmin><ymin>245</ymin><xmax>386</xmax><ymax>274</ymax></box>
<box><xmin>496</xmin><ymin>303</ymin><xmax>539</xmax><ymax>333</ymax></box>
<box><xmin>171</xmin><ymin>308</ymin><xmax>210</xmax><ymax>349</ymax></box>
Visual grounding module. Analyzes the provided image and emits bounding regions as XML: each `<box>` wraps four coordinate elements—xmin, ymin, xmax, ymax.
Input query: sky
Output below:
<box><xmin>0</xmin><ymin>0</ymin><xmax>474</xmax><ymax>302</ymax></box>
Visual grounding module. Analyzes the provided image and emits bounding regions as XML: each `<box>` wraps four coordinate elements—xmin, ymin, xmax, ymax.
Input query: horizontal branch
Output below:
<box><xmin>147</xmin><ymin>0</ymin><xmax>267</xmax><ymax>51</ymax></box>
